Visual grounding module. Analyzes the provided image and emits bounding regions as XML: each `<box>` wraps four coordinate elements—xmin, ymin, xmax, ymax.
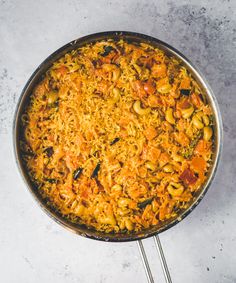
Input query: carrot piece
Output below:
<box><xmin>147</xmin><ymin>94</ymin><xmax>162</xmax><ymax>107</ymax></box>
<box><xmin>180</xmin><ymin>168</ymin><xmax>198</xmax><ymax>185</ymax></box>
<box><xmin>56</xmin><ymin>66</ymin><xmax>68</xmax><ymax>76</ymax></box>
<box><xmin>151</xmin><ymin>63</ymin><xmax>167</xmax><ymax>78</ymax></box>
<box><xmin>132</xmin><ymin>80</ymin><xmax>146</xmax><ymax>99</ymax></box>
<box><xmin>191</xmin><ymin>93</ymin><xmax>202</xmax><ymax>108</ymax></box>
<box><xmin>179</xmin><ymin>77</ymin><xmax>191</xmax><ymax>89</ymax></box>
<box><xmin>159</xmin><ymin>206</ymin><xmax>167</xmax><ymax>221</ymax></box>
<box><xmin>159</xmin><ymin>152</ymin><xmax>170</xmax><ymax>167</ymax></box>
<box><xmin>194</xmin><ymin>139</ymin><xmax>211</xmax><ymax>156</ymax></box>
<box><xmin>178</xmin><ymin>98</ymin><xmax>191</xmax><ymax>110</ymax></box>
<box><xmin>174</xmin><ymin>131</ymin><xmax>190</xmax><ymax>146</ymax></box>
<box><xmin>143</xmin><ymin>80</ymin><xmax>156</xmax><ymax>95</ymax></box>
<box><xmin>146</xmin><ymin>147</ymin><xmax>161</xmax><ymax>164</ymax></box>
<box><xmin>144</xmin><ymin>126</ymin><xmax>158</xmax><ymax>141</ymax></box>
<box><xmin>191</xmin><ymin>156</ymin><xmax>207</xmax><ymax>173</ymax></box>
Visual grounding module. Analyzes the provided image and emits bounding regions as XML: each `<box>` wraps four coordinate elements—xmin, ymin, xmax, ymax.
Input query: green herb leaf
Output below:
<box><xmin>138</xmin><ymin>198</ymin><xmax>153</xmax><ymax>209</ymax></box>
<box><xmin>180</xmin><ymin>89</ymin><xmax>191</xmax><ymax>96</ymax></box>
<box><xmin>91</xmin><ymin>163</ymin><xmax>101</xmax><ymax>178</ymax></box>
<box><xmin>73</xmin><ymin>167</ymin><xmax>83</xmax><ymax>180</ymax></box>
<box><xmin>110</xmin><ymin>137</ymin><xmax>120</xmax><ymax>145</ymax></box>
<box><xmin>101</xmin><ymin>46</ymin><xmax>115</xmax><ymax>57</ymax></box>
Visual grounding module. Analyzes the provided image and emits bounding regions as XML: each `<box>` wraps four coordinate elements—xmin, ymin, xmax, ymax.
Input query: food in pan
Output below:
<box><xmin>20</xmin><ymin>39</ymin><xmax>214</xmax><ymax>233</ymax></box>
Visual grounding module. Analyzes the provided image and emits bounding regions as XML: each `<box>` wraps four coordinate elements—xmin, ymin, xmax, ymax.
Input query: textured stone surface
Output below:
<box><xmin>0</xmin><ymin>0</ymin><xmax>235</xmax><ymax>282</ymax></box>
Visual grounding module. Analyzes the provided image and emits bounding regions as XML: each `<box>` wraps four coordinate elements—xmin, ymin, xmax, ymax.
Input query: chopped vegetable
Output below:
<box><xmin>144</xmin><ymin>126</ymin><xmax>157</xmax><ymax>141</ymax></box>
<box><xmin>143</xmin><ymin>80</ymin><xmax>156</xmax><ymax>95</ymax></box>
<box><xmin>45</xmin><ymin>178</ymin><xmax>58</xmax><ymax>184</ymax></box>
<box><xmin>178</xmin><ymin>98</ymin><xmax>191</xmax><ymax>109</ymax></box>
<box><xmin>49</xmin><ymin>100</ymin><xmax>59</xmax><ymax>108</ymax></box>
<box><xmin>190</xmin><ymin>132</ymin><xmax>202</xmax><ymax>148</ymax></box>
<box><xmin>73</xmin><ymin>167</ymin><xmax>83</xmax><ymax>180</ymax></box>
<box><xmin>138</xmin><ymin>198</ymin><xmax>153</xmax><ymax>209</ymax></box>
<box><xmin>44</xmin><ymin>147</ymin><xmax>54</xmax><ymax>157</ymax></box>
<box><xmin>101</xmin><ymin>46</ymin><xmax>115</xmax><ymax>57</ymax></box>
<box><xmin>191</xmin><ymin>156</ymin><xmax>207</xmax><ymax>173</ymax></box>
<box><xmin>145</xmin><ymin>147</ymin><xmax>161</xmax><ymax>164</ymax></box>
<box><xmin>181</xmin><ymin>131</ymin><xmax>202</xmax><ymax>158</ymax></box>
<box><xmin>191</xmin><ymin>93</ymin><xmax>203</xmax><ymax>107</ymax></box>
<box><xmin>180</xmin><ymin>89</ymin><xmax>191</xmax><ymax>96</ymax></box>
<box><xmin>91</xmin><ymin>163</ymin><xmax>100</xmax><ymax>178</ymax></box>
<box><xmin>56</xmin><ymin>66</ymin><xmax>68</xmax><ymax>76</ymax></box>
<box><xmin>110</xmin><ymin>137</ymin><xmax>120</xmax><ymax>145</ymax></box>
<box><xmin>180</xmin><ymin>169</ymin><xmax>198</xmax><ymax>185</ymax></box>
<box><xmin>194</xmin><ymin>139</ymin><xmax>211</xmax><ymax>156</ymax></box>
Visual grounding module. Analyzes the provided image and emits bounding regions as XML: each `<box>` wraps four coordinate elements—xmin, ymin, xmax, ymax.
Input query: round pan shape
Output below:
<box><xmin>13</xmin><ymin>31</ymin><xmax>223</xmax><ymax>242</ymax></box>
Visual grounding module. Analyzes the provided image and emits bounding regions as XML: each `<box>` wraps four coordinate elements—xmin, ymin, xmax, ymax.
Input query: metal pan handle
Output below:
<box><xmin>137</xmin><ymin>235</ymin><xmax>172</xmax><ymax>283</ymax></box>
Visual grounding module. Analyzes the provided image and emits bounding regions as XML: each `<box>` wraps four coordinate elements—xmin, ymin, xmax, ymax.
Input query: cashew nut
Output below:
<box><xmin>181</xmin><ymin>106</ymin><xmax>194</xmax><ymax>119</ymax></box>
<box><xmin>111</xmin><ymin>184</ymin><xmax>123</xmax><ymax>194</ymax></box>
<box><xmin>192</xmin><ymin>111</ymin><xmax>210</xmax><ymax>129</ymax></box>
<box><xmin>102</xmin><ymin>215</ymin><xmax>117</xmax><ymax>226</ymax></box>
<box><xmin>165</xmin><ymin>108</ymin><xmax>175</xmax><ymax>124</ymax></box>
<box><xmin>125</xmin><ymin>218</ymin><xmax>134</xmax><ymax>231</ymax></box>
<box><xmin>112</xmin><ymin>68</ymin><xmax>121</xmax><ymax>81</ymax></box>
<box><xmin>47</xmin><ymin>91</ymin><xmax>58</xmax><ymax>104</ymax></box>
<box><xmin>117</xmin><ymin>208</ymin><xmax>130</xmax><ymax>216</ymax></box>
<box><xmin>203</xmin><ymin>126</ymin><xmax>213</xmax><ymax>141</ymax></box>
<box><xmin>102</xmin><ymin>64</ymin><xmax>121</xmax><ymax>81</ymax></box>
<box><xmin>172</xmin><ymin>153</ymin><xmax>184</xmax><ymax>163</ymax></box>
<box><xmin>202</xmin><ymin>114</ymin><xmax>209</xmax><ymax>126</ymax></box>
<box><xmin>192</xmin><ymin>113</ymin><xmax>204</xmax><ymax>129</ymax></box>
<box><xmin>111</xmin><ymin>87</ymin><xmax>120</xmax><ymax>103</ymax></box>
<box><xmin>133</xmin><ymin>100</ymin><xmax>151</xmax><ymax>115</ymax></box>
<box><xmin>157</xmin><ymin>78</ymin><xmax>172</xmax><ymax>94</ymax></box>
<box><xmin>74</xmin><ymin>204</ymin><xmax>85</xmax><ymax>216</ymax></box>
<box><xmin>167</xmin><ymin>182</ymin><xmax>184</xmax><ymax>196</ymax></box>
<box><xmin>118</xmin><ymin>197</ymin><xmax>131</xmax><ymax>208</ymax></box>
<box><xmin>145</xmin><ymin>161</ymin><xmax>156</xmax><ymax>171</ymax></box>
<box><xmin>163</xmin><ymin>164</ymin><xmax>174</xmax><ymax>173</ymax></box>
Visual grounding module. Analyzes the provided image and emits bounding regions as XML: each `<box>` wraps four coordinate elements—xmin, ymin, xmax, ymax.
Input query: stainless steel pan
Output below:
<box><xmin>13</xmin><ymin>31</ymin><xmax>223</xmax><ymax>282</ymax></box>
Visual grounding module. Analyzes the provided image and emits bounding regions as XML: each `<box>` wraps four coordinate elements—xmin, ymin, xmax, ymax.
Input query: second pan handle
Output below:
<box><xmin>137</xmin><ymin>235</ymin><xmax>172</xmax><ymax>283</ymax></box>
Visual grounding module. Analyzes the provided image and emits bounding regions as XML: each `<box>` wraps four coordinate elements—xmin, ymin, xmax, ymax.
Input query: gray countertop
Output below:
<box><xmin>0</xmin><ymin>0</ymin><xmax>235</xmax><ymax>282</ymax></box>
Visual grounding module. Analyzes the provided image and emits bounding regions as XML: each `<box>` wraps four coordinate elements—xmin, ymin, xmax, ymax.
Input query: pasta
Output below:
<box><xmin>20</xmin><ymin>39</ymin><xmax>214</xmax><ymax>233</ymax></box>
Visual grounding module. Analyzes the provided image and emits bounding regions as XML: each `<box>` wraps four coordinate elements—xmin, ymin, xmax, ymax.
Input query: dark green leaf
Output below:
<box><xmin>48</xmin><ymin>99</ymin><xmax>59</xmax><ymax>109</ymax></box>
<box><xmin>110</xmin><ymin>137</ymin><xmax>120</xmax><ymax>145</ymax></box>
<box><xmin>73</xmin><ymin>167</ymin><xmax>83</xmax><ymax>180</ymax></box>
<box><xmin>45</xmin><ymin>178</ymin><xmax>57</xmax><ymax>184</ymax></box>
<box><xmin>180</xmin><ymin>89</ymin><xmax>191</xmax><ymax>96</ymax></box>
<box><xmin>44</xmin><ymin>147</ymin><xmax>54</xmax><ymax>157</ymax></box>
<box><xmin>91</xmin><ymin>163</ymin><xmax>100</xmax><ymax>178</ymax></box>
<box><xmin>101</xmin><ymin>46</ymin><xmax>115</xmax><ymax>57</ymax></box>
<box><xmin>138</xmin><ymin>198</ymin><xmax>153</xmax><ymax>209</ymax></box>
